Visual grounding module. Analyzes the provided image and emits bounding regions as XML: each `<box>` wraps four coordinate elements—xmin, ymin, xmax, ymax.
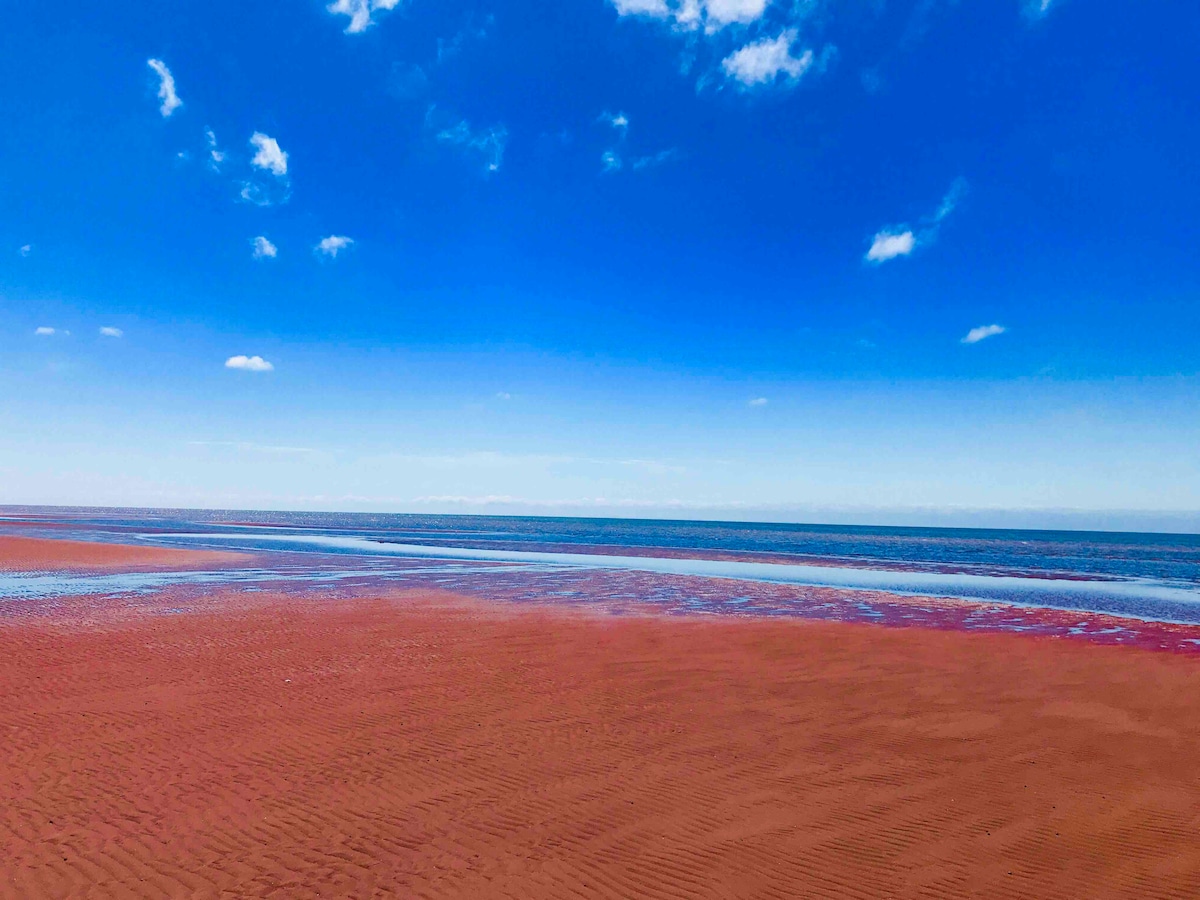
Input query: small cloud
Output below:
<box><xmin>496</xmin><ymin>391</ymin><xmax>512</xmax><ymax>400</ymax></box>
<box><xmin>431</xmin><ymin>109</ymin><xmax>508</xmax><ymax>173</ymax></box>
<box><xmin>251</xmin><ymin>236</ymin><xmax>278</xmax><ymax>259</ymax></box>
<box><xmin>961</xmin><ymin>324</ymin><xmax>1006</xmax><ymax>344</ymax></box>
<box><xmin>327</xmin><ymin>0</ymin><xmax>401</xmax><ymax>34</ymax></box>
<box><xmin>99</xmin><ymin>327</ymin><xmax>123</xmax><ymax>338</ymax></box>
<box><xmin>316</xmin><ymin>235</ymin><xmax>354</xmax><ymax>258</ymax></box>
<box><xmin>721</xmin><ymin>30</ymin><xmax>814</xmax><ymax>88</ymax></box>
<box><xmin>748</xmin><ymin>397</ymin><xmax>768</xmax><ymax>407</ymax></box>
<box><xmin>600</xmin><ymin>111</ymin><xmax>629</xmax><ymax>134</ymax></box>
<box><xmin>610</xmin><ymin>0</ymin><xmax>671</xmax><ymax>17</ymax></box>
<box><xmin>865</xmin><ymin>229</ymin><xmax>915</xmax><ymax>263</ymax></box>
<box><xmin>249</xmin><ymin>132</ymin><xmax>288</xmax><ymax>176</ymax></box>
<box><xmin>34</xmin><ymin>327</ymin><xmax>56</xmax><ymax>336</ymax></box>
<box><xmin>632</xmin><ymin>148</ymin><xmax>678</xmax><ymax>170</ymax></box>
<box><xmin>147</xmin><ymin>59</ymin><xmax>182</xmax><ymax>117</ymax></box>
<box><xmin>205</xmin><ymin>129</ymin><xmax>226</xmax><ymax>170</ymax></box>
<box><xmin>705</xmin><ymin>0</ymin><xmax>769</xmax><ymax>29</ymax></box>
<box><xmin>225</xmin><ymin>355</ymin><xmax>274</xmax><ymax>372</ymax></box>
<box><xmin>601</xmin><ymin>150</ymin><xmax>623</xmax><ymax>173</ymax></box>
<box><xmin>18</xmin><ymin>244</ymin><xmax>31</xmax><ymax>257</ymax></box>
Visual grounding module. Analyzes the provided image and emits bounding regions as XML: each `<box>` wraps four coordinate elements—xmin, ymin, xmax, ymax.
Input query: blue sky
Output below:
<box><xmin>2</xmin><ymin>0</ymin><xmax>1199</xmax><ymax>527</ymax></box>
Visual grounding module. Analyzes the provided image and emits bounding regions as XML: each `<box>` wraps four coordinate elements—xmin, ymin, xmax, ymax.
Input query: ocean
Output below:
<box><xmin>3</xmin><ymin>506</ymin><xmax>1200</xmax><ymax>650</ymax></box>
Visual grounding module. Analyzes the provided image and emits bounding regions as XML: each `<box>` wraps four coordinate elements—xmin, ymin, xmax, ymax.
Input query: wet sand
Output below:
<box><xmin>0</xmin><ymin>535</ymin><xmax>245</xmax><ymax>571</ymax></box>
<box><xmin>4</xmin><ymin>540</ymin><xmax>1200</xmax><ymax>898</ymax></box>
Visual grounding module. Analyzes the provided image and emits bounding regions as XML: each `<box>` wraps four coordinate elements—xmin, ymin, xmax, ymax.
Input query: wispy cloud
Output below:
<box><xmin>147</xmin><ymin>59</ymin><xmax>182</xmax><ymax>117</ymax></box>
<box><xmin>632</xmin><ymin>148</ymin><xmax>678</xmax><ymax>170</ymax></box>
<box><xmin>721</xmin><ymin>30</ymin><xmax>814</xmax><ymax>88</ymax></box>
<box><xmin>34</xmin><ymin>327</ymin><xmax>57</xmax><ymax>336</ymax></box>
<box><xmin>327</xmin><ymin>0</ymin><xmax>402</xmax><ymax>34</ymax></box>
<box><xmin>99</xmin><ymin>327</ymin><xmax>123</xmax><ymax>338</ymax></box>
<box><xmin>865</xmin><ymin>229</ymin><xmax>916</xmax><ymax>263</ymax></box>
<box><xmin>601</xmin><ymin>150</ymin><xmax>623</xmax><ymax>172</ymax></box>
<box><xmin>610</xmin><ymin>0</ymin><xmax>671</xmax><ymax>17</ymax></box>
<box><xmin>18</xmin><ymin>244</ymin><xmax>31</xmax><ymax>257</ymax></box>
<box><xmin>865</xmin><ymin>177</ymin><xmax>967</xmax><ymax>264</ymax></box>
<box><xmin>961</xmin><ymin>324</ymin><xmax>1006</xmax><ymax>344</ymax></box>
<box><xmin>249</xmin><ymin>132</ymin><xmax>288</xmax><ymax>176</ymax></box>
<box><xmin>437</xmin><ymin>13</ymin><xmax>493</xmax><ymax>61</ymax></box>
<box><xmin>748</xmin><ymin>397</ymin><xmax>768</xmax><ymax>406</ymax></box>
<box><xmin>1023</xmin><ymin>0</ymin><xmax>1055</xmax><ymax>20</ymax></box>
<box><xmin>496</xmin><ymin>391</ymin><xmax>512</xmax><ymax>400</ymax></box>
<box><xmin>205</xmin><ymin>129</ymin><xmax>226</xmax><ymax>170</ymax></box>
<box><xmin>188</xmin><ymin>440</ymin><xmax>316</xmax><ymax>455</ymax></box>
<box><xmin>431</xmin><ymin>109</ymin><xmax>508</xmax><ymax>173</ymax></box>
<box><xmin>225</xmin><ymin>355</ymin><xmax>274</xmax><ymax>372</ymax></box>
<box><xmin>316</xmin><ymin>235</ymin><xmax>354</xmax><ymax>258</ymax></box>
<box><xmin>251</xmin><ymin>236</ymin><xmax>278</xmax><ymax>259</ymax></box>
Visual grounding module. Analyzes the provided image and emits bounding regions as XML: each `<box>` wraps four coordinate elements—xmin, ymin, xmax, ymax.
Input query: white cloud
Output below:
<box><xmin>249</xmin><ymin>132</ymin><xmax>288</xmax><ymax>176</ymax></box>
<box><xmin>34</xmin><ymin>327</ymin><xmax>56</xmax><ymax>336</ymax></box>
<box><xmin>99</xmin><ymin>327</ymin><xmax>123</xmax><ymax>338</ymax></box>
<box><xmin>865</xmin><ymin>178</ymin><xmax>968</xmax><ymax>263</ymax></box>
<box><xmin>147</xmin><ymin>59</ymin><xmax>182</xmax><ymax>117</ymax></box>
<box><xmin>610</xmin><ymin>0</ymin><xmax>671</xmax><ymax>17</ymax></box>
<box><xmin>252</xmin><ymin>236</ymin><xmax>278</xmax><ymax>259</ymax></box>
<box><xmin>225</xmin><ymin>355</ymin><xmax>274</xmax><ymax>372</ymax></box>
<box><xmin>748</xmin><ymin>397</ymin><xmax>768</xmax><ymax>406</ymax></box>
<box><xmin>435</xmin><ymin>115</ymin><xmax>508</xmax><ymax>173</ymax></box>
<box><xmin>601</xmin><ymin>111</ymin><xmax>629</xmax><ymax>133</ymax></box>
<box><xmin>496</xmin><ymin>391</ymin><xmax>512</xmax><ymax>400</ymax></box>
<box><xmin>19</xmin><ymin>244</ymin><xmax>31</xmax><ymax>257</ymax></box>
<box><xmin>316</xmin><ymin>235</ymin><xmax>354</xmax><ymax>258</ymax></box>
<box><xmin>205</xmin><ymin>129</ymin><xmax>226</xmax><ymax>169</ymax></box>
<box><xmin>865</xmin><ymin>229</ymin><xmax>916</xmax><ymax>263</ymax></box>
<box><xmin>328</xmin><ymin>0</ymin><xmax>402</xmax><ymax>33</ymax></box>
<box><xmin>722</xmin><ymin>30</ymin><xmax>814</xmax><ymax>87</ymax></box>
<box><xmin>601</xmin><ymin>150</ymin><xmax>623</xmax><ymax>172</ymax></box>
<box><xmin>705</xmin><ymin>0</ymin><xmax>769</xmax><ymax>28</ymax></box>
<box><xmin>962</xmin><ymin>324</ymin><xmax>1006</xmax><ymax>344</ymax></box>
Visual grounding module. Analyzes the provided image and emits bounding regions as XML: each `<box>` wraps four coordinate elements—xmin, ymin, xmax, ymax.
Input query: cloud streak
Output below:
<box><xmin>225</xmin><ymin>355</ymin><xmax>274</xmax><ymax>372</ymax></box>
<box><xmin>432</xmin><ymin>111</ymin><xmax>508</xmax><ymax>173</ymax></box>
<box><xmin>961</xmin><ymin>324</ymin><xmax>1006</xmax><ymax>344</ymax></box>
<box><xmin>865</xmin><ymin>177</ymin><xmax>967</xmax><ymax>264</ymax></box>
<box><xmin>99</xmin><ymin>327</ymin><xmax>123</xmax><ymax>338</ymax></box>
<box><xmin>147</xmin><ymin>59</ymin><xmax>182</xmax><ymax>117</ymax></box>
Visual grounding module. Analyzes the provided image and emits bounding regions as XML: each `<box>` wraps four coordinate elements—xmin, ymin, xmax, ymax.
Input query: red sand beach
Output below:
<box><xmin>0</xmin><ymin>535</ymin><xmax>245</xmax><ymax>572</ymax></box>
<box><xmin>4</xmin><ymin>538</ymin><xmax>1200</xmax><ymax>898</ymax></box>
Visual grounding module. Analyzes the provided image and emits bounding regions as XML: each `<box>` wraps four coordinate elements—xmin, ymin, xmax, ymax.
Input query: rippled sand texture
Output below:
<box><xmin>0</xmin><ymin>535</ymin><xmax>246</xmax><ymax>572</ymax></box>
<box><xmin>5</xmin><ymin>589</ymin><xmax>1200</xmax><ymax>899</ymax></box>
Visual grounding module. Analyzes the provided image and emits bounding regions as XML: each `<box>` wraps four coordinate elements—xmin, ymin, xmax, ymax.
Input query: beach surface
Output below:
<box><xmin>0</xmin><ymin>535</ymin><xmax>245</xmax><ymax>572</ymax></box>
<box><xmin>4</xmin><ymin>538</ymin><xmax>1200</xmax><ymax>899</ymax></box>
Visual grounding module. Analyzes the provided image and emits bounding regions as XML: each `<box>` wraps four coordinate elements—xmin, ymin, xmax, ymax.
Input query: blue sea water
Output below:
<box><xmin>3</xmin><ymin>506</ymin><xmax>1200</xmax><ymax>629</ymax></box>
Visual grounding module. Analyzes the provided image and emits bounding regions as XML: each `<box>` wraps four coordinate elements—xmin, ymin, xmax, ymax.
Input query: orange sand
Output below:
<box><xmin>4</xmin><ymin>535</ymin><xmax>1200</xmax><ymax>898</ymax></box>
<box><xmin>5</xmin><ymin>592</ymin><xmax>1200</xmax><ymax>899</ymax></box>
<box><xmin>0</xmin><ymin>535</ymin><xmax>245</xmax><ymax>571</ymax></box>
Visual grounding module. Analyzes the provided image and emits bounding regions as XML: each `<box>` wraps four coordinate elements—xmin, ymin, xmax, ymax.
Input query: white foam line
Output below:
<box><xmin>149</xmin><ymin>533</ymin><xmax>1200</xmax><ymax>606</ymax></box>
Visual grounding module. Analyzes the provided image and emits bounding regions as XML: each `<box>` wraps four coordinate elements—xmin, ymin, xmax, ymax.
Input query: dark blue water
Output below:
<box><xmin>4</xmin><ymin>506</ymin><xmax>1199</xmax><ymax>585</ymax></box>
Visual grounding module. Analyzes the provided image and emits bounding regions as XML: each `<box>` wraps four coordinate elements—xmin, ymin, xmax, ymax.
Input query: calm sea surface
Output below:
<box><xmin>3</xmin><ymin>507</ymin><xmax>1200</xmax><ymax>646</ymax></box>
